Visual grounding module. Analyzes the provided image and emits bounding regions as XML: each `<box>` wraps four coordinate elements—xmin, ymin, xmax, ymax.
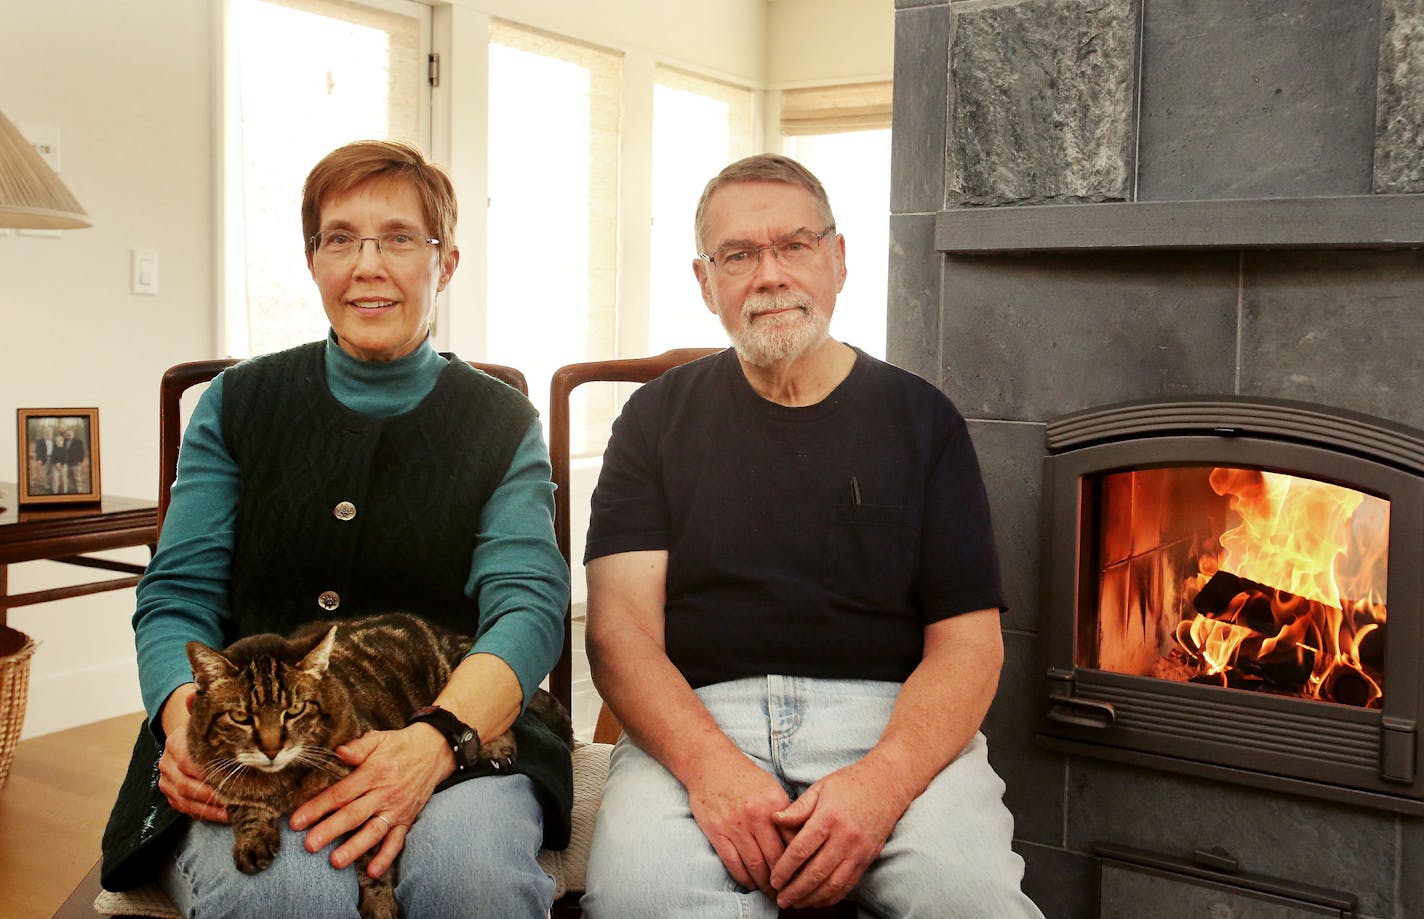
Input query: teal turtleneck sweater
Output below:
<box><xmin>132</xmin><ymin>333</ymin><xmax>569</xmax><ymax>729</ymax></box>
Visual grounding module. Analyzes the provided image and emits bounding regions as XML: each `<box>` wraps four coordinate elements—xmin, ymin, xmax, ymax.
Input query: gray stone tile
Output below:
<box><xmin>891</xmin><ymin>4</ymin><xmax>950</xmax><ymax>213</ymax></box>
<box><xmin>1066</xmin><ymin>759</ymin><xmax>1398</xmax><ymax>917</ymax></box>
<box><xmin>1137</xmin><ymin>0</ymin><xmax>1381</xmax><ymax>200</ymax></box>
<box><xmin>1240</xmin><ymin>249</ymin><xmax>1424</xmax><ymax>432</ymax></box>
<box><xmin>1099</xmin><ymin>859</ymin><xmax>1366</xmax><ymax>919</ymax></box>
<box><xmin>886</xmin><ymin>213</ymin><xmax>941</xmax><ymax>385</ymax></box>
<box><xmin>1399</xmin><ymin>813</ymin><xmax>1424</xmax><ymax>916</ymax></box>
<box><xmin>985</xmin><ymin>630</ymin><xmax>1066</xmax><ymax>847</ymax></box>
<box><xmin>1017</xmin><ymin>841</ymin><xmax>1097</xmax><ymax>919</ymax></box>
<box><xmin>894</xmin><ymin>0</ymin><xmax>945</xmax><ymax>8</ymax></box>
<box><xmin>967</xmin><ymin>419</ymin><xmax>1045</xmax><ymax>635</ymax></box>
<box><xmin>946</xmin><ymin>0</ymin><xmax>1137</xmax><ymax>205</ymax></box>
<box><xmin>1376</xmin><ymin>0</ymin><xmax>1424</xmax><ymax>192</ymax></box>
<box><xmin>941</xmin><ymin>251</ymin><xmax>1240</xmax><ymax>422</ymax></box>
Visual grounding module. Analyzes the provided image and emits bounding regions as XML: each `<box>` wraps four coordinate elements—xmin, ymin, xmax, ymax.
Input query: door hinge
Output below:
<box><xmin>428</xmin><ymin>53</ymin><xmax>440</xmax><ymax>88</ymax></box>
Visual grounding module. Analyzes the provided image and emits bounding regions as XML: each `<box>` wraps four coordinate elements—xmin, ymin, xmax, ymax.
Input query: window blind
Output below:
<box><xmin>780</xmin><ymin>81</ymin><xmax>893</xmax><ymax>135</ymax></box>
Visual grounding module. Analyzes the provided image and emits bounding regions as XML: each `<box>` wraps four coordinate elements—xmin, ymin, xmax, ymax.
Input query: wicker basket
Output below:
<box><xmin>0</xmin><ymin>626</ymin><xmax>38</xmax><ymax>791</ymax></box>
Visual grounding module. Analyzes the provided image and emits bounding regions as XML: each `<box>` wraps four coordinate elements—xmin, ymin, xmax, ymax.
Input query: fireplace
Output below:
<box><xmin>1039</xmin><ymin>396</ymin><xmax>1424</xmax><ymax>813</ymax></box>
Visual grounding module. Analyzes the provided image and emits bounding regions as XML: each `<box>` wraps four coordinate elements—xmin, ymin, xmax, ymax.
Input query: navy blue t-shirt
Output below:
<box><xmin>585</xmin><ymin>347</ymin><xmax>1005</xmax><ymax>688</ymax></box>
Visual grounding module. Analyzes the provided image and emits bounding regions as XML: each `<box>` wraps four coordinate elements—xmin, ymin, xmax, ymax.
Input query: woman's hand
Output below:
<box><xmin>156</xmin><ymin>683</ymin><xmax>229</xmax><ymax>824</ymax></box>
<box><xmin>289</xmin><ymin>724</ymin><xmax>455</xmax><ymax>878</ymax></box>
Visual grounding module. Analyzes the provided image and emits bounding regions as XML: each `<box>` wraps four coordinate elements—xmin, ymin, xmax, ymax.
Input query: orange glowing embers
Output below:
<box><xmin>1093</xmin><ymin>466</ymin><xmax>1389</xmax><ymax>708</ymax></box>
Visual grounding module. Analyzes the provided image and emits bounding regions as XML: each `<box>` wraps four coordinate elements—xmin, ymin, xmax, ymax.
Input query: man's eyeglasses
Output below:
<box><xmin>309</xmin><ymin>231</ymin><xmax>440</xmax><ymax>262</ymax></box>
<box><xmin>699</xmin><ymin>225</ymin><xmax>836</xmax><ymax>278</ymax></box>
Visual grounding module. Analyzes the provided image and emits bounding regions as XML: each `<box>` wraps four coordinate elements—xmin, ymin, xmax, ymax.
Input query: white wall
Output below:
<box><xmin>0</xmin><ymin>0</ymin><xmax>892</xmax><ymax>738</ymax></box>
<box><xmin>1</xmin><ymin>0</ymin><xmax>215</xmax><ymax>738</ymax></box>
<box><xmin>766</xmin><ymin>0</ymin><xmax>894</xmax><ymax>87</ymax></box>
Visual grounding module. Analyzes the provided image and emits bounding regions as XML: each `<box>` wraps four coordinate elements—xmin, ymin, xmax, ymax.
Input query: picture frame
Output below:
<box><xmin>16</xmin><ymin>407</ymin><xmax>101</xmax><ymax>505</ymax></box>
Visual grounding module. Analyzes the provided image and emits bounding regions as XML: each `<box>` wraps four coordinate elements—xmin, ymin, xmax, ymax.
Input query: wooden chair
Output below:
<box><xmin>547</xmin><ymin>349</ymin><xmax>854</xmax><ymax>919</ymax></box>
<box><xmin>65</xmin><ymin>354</ymin><xmax>602</xmax><ymax>918</ymax></box>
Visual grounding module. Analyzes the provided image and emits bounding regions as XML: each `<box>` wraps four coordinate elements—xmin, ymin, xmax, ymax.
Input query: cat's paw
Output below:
<box><xmin>357</xmin><ymin>870</ymin><xmax>400</xmax><ymax>919</ymax></box>
<box><xmin>232</xmin><ymin>828</ymin><xmax>281</xmax><ymax>874</ymax></box>
<box><xmin>477</xmin><ymin>732</ymin><xmax>517</xmax><ymax>772</ymax></box>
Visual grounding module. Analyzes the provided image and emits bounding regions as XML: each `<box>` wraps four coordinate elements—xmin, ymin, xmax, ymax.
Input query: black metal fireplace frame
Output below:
<box><xmin>1038</xmin><ymin>396</ymin><xmax>1424</xmax><ymax>814</ymax></box>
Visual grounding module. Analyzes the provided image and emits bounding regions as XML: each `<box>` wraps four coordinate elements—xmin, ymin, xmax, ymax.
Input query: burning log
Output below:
<box><xmin>1192</xmin><ymin>570</ymin><xmax>1289</xmax><ymax>634</ymax></box>
<box><xmin>1241</xmin><ymin>636</ymin><xmax>1316</xmax><ymax>688</ymax></box>
<box><xmin>1322</xmin><ymin>664</ymin><xmax>1375</xmax><ymax>708</ymax></box>
<box><xmin>1184</xmin><ymin>569</ymin><xmax>1385</xmax><ymax>707</ymax></box>
<box><xmin>1355</xmin><ymin>614</ymin><xmax>1386</xmax><ymax>672</ymax></box>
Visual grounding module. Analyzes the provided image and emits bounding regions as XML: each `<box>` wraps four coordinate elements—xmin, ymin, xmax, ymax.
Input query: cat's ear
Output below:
<box><xmin>298</xmin><ymin>626</ymin><xmax>338</xmax><ymax>677</ymax></box>
<box><xmin>187</xmin><ymin>641</ymin><xmax>238</xmax><ymax>688</ymax></box>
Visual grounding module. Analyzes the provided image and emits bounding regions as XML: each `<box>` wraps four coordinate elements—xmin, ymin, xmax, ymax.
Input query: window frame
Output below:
<box><xmin>216</xmin><ymin>0</ymin><xmax>435</xmax><ymax>359</ymax></box>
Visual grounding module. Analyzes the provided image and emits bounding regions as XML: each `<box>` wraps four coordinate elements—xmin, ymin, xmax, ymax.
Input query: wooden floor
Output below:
<box><xmin>0</xmin><ymin>712</ymin><xmax>143</xmax><ymax>919</ymax></box>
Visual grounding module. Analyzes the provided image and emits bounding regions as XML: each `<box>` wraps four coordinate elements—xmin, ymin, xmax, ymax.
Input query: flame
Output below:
<box><xmin>1208</xmin><ymin>468</ymin><xmax>1365</xmax><ymax>608</ymax></box>
<box><xmin>1181</xmin><ymin>615</ymin><xmax>1253</xmax><ymax>675</ymax></box>
<box><xmin>1177</xmin><ymin>467</ymin><xmax>1389</xmax><ymax>706</ymax></box>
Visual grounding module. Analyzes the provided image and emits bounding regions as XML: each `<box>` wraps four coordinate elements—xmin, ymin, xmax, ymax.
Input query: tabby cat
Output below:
<box><xmin>185</xmin><ymin>612</ymin><xmax>572</xmax><ymax>919</ymax></box>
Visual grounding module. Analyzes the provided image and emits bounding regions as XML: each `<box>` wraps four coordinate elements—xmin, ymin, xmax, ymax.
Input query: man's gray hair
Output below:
<box><xmin>693</xmin><ymin>153</ymin><xmax>836</xmax><ymax>254</ymax></box>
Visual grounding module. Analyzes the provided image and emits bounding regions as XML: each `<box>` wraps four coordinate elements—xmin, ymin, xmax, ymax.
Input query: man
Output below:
<box><xmin>61</xmin><ymin>428</ymin><xmax>87</xmax><ymax>493</ymax></box>
<box><xmin>55</xmin><ymin>430</ymin><xmax>75</xmax><ymax>493</ymax></box>
<box><xmin>34</xmin><ymin>426</ymin><xmax>56</xmax><ymax>493</ymax></box>
<box><xmin>581</xmin><ymin>154</ymin><xmax>1042</xmax><ymax>917</ymax></box>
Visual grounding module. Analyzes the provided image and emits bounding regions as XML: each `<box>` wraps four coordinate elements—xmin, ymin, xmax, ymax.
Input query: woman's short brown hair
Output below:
<box><xmin>301</xmin><ymin>140</ymin><xmax>457</xmax><ymax>252</ymax></box>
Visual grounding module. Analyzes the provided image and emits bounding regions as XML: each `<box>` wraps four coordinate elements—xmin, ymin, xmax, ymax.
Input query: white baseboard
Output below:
<box><xmin>19</xmin><ymin>658</ymin><xmax>144</xmax><ymax>739</ymax></box>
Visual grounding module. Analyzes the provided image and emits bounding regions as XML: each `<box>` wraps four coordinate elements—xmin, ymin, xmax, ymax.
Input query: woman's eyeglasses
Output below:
<box><xmin>309</xmin><ymin>231</ymin><xmax>440</xmax><ymax>263</ymax></box>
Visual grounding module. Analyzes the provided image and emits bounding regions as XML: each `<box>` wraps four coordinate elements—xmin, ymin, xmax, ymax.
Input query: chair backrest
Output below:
<box><xmin>158</xmin><ymin>356</ymin><xmax>527</xmax><ymax>532</ymax></box>
<box><xmin>546</xmin><ymin>349</ymin><xmax>720</xmax><ymax>726</ymax></box>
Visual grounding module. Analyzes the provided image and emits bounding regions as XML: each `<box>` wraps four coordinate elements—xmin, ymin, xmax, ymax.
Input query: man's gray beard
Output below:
<box><xmin>728</xmin><ymin>291</ymin><xmax>830</xmax><ymax>368</ymax></box>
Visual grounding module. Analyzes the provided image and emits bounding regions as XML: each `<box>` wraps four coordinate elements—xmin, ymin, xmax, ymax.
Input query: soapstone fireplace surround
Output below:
<box><xmin>887</xmin><ymin>1</ymin><xmax>1424</xmax><ymax>914</ymax></box>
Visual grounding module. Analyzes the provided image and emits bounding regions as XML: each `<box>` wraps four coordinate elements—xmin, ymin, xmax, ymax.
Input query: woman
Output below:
<box><xmin>101</xmin><ymin>141</ymin><xmax>572</xmax><ymax>917</ymax></box>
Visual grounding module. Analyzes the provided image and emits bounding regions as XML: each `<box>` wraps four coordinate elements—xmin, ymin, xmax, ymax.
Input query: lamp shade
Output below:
<box><xmin>0</xmin><ymin>108</ymin><xmax>90</xmax><ymax>229</ymax></box>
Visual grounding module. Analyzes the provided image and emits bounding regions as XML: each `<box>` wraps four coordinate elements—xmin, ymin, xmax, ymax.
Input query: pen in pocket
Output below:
<box><xmin>849</xmin><ymin>476</ymin><xmax>862</xmax><ymax>506</ymax></box>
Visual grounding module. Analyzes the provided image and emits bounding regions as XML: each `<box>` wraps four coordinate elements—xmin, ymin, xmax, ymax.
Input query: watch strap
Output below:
<box><xmin>407</xmin><ymin>705</ymin><xmax>481</xmax><ymax>773</ymax></box>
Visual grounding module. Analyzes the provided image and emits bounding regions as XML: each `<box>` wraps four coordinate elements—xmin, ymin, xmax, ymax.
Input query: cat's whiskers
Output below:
<box><xmin>289</xmin><ymin>744</ymin><xmax>347</xmax><ymax>778</ymax></box>
<box><xmin>200</xmin><ymin>757</ymin><xmax>249</xmax><ymax>801</ymax></box>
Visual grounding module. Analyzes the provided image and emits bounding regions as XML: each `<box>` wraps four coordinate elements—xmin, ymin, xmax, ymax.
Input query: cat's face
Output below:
<box><xmin>186</xmin><ymin>627</ymin><xmax>344</xmax><ymax>776</ymax></box>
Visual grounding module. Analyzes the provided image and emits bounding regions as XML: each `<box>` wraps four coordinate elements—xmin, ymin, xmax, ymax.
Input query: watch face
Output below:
<box><xmin>455</xmin><ymin>728</ymin><xmax>480</xmax><ymax>766</ymax></box>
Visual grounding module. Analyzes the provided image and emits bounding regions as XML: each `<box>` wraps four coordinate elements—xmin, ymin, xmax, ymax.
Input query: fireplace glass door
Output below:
<box><xmin>1087</xmin><ymin>465</ymin><xmax>1389</xmax><ymax>710</ymax></box>
<box><xmin>1039</xmin><ymin>397</ymin><xmax>1424</xmax><ymax>811</ymax></box>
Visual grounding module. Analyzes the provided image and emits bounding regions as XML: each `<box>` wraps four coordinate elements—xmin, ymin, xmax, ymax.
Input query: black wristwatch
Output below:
<box><xmin>407</xmin><ymin>705</ymin><xmax>482</xmax><ymax>773</ymax></box>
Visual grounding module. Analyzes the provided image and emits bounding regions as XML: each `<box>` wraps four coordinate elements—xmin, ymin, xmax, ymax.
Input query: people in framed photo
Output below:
<box><xmin>16</xmin><ymin>407</ymin><xmax>101</xmax><ymax>505</ymax></box>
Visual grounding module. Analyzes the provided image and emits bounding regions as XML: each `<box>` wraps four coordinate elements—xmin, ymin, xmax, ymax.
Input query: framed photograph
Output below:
<box><xmin>16</xmin><ymin>408</ymin><xmax>101</xmax><ymax>505</ymax></box>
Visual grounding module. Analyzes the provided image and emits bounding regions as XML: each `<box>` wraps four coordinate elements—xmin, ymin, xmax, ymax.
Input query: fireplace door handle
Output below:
<box><xmin>1047</xmin><ymin>695</ymin><xmax>1117</xmax><ymax>729</ymax></box>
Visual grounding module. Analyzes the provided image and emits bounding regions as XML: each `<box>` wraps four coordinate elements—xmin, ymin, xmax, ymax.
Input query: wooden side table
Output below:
<box><xmin>0</xmin><ymin>483</ymin><xmax>158</xmax><ymax>626</ymax></box>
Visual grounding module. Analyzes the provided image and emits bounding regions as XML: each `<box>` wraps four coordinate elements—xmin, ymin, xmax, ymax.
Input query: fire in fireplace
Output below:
<box><xmin>1091</xmin><ymin>464</ymin><xmax>1388</xmax><ymax>710</ymax></box>
<box><xmin>1039</xmin><ymin>397</ymin><xmax>1424</xmax><ymax>813</ymax></box>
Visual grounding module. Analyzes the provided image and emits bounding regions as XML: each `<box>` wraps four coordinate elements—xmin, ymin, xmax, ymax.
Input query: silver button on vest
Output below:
<box><xmin>333</xmin><ymin>501</ymin><xmax>357</xmax><ymax>521</ymax></box>
<box><xmin>317</xmin><ymin>590</ymin><xmax>341</xmax><ymax>611</ymax></box>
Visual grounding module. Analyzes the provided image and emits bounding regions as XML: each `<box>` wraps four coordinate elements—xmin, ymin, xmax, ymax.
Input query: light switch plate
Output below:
<box><xmin>132</xmin><ymin>248</ymin><xmax>159</xmax><ymax>296</ymax></box>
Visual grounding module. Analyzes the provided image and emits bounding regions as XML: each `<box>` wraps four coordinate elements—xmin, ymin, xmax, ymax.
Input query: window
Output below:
<box><xmin>222</xmin><ymin>0</ymin><xmax>430</xmax><ymax>357</ymax></box>
<box><xmin>781</xmin><ymin>82</ymin><xmax>893</xmax><ymax>359</ymax></box>
<box><xmin>648</xmin><ymin>66</ymin><xmax>755</xmax><ymax>355</ymax></box>
<box><xmin>486</xmin><ymin>20</ymin><xmax>621</xmax><ymax>453</ymax></box>
<box><xmin>783</xmin><ymin>129</ymin><xmax>891</xmax><ymax>359</ymax></box>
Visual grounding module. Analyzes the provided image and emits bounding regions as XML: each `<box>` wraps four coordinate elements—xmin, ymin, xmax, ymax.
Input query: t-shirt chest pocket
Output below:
<box><xmin>821</xmin><ymin>501</ymin><xmax>919</xmax><ymax>607</ymax></box>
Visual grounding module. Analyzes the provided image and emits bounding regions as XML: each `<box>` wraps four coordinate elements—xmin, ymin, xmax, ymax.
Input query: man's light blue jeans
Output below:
<box><xmin>582</xmin><ymin>675</ymin><xmax>1043</xmax><ymax>918</ymax></box>
<box><xmin>157</xmin><ymin>773</ymin><xmax>553</xmax><ymax>918</ymax></box>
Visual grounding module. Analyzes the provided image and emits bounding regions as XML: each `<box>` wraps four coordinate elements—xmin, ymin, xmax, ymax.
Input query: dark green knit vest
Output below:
<box><xmin>221</xmin><ymin>341</ymin><xmax>533</xmax><ymax>638</ymax></box>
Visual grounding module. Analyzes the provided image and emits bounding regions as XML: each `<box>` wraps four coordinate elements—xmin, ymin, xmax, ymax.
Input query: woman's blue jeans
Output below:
<box><xmin>157</xmin><ymin>773</ymin><xmax>553</xmax><ymax>918</ymax></box>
